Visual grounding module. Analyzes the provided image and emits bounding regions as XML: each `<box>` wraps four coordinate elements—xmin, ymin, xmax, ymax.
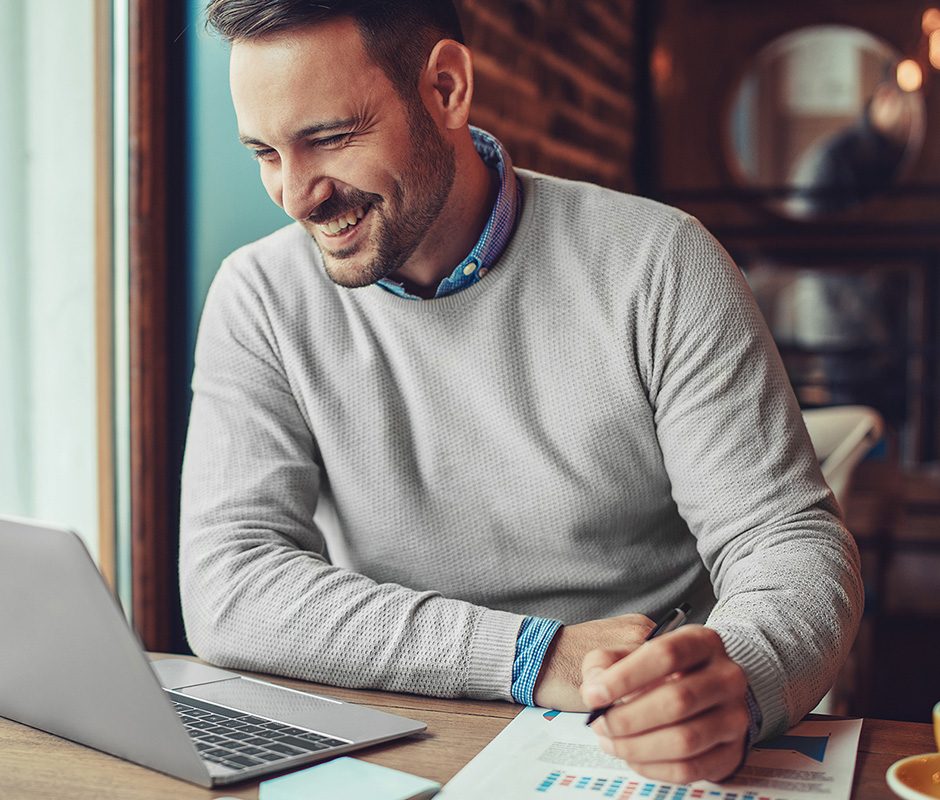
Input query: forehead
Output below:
<box><xmin>229</xmin><ymin>16</ymin><xmax>392</xmax><ymax>141</ymax></box>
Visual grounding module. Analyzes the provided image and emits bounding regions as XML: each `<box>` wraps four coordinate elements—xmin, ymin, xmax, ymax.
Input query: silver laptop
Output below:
<box><xmin>0</xmin><ymin>516</ymin><xmax>427</xmax><ymax>787</ymax></box>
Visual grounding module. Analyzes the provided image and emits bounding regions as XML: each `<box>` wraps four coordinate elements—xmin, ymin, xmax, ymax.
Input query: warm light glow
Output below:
<box><xmin>651</xmin><ymin>45</ymin><xmax>674</xmax><ymax>92</ymax></box>
<box><xmin>931</xmin><ymin>29</ymin><xmax>940</xmax><ymax>69</ymax></box>
<box><xmin>923</xmin><ymin>8</ymin><xmax>940</xmax><ymax>34</ymax></box>
<box><xmin>896</xmin><ymin>59</ymin><xmax>924</xmax><ymax>91</ymax></box>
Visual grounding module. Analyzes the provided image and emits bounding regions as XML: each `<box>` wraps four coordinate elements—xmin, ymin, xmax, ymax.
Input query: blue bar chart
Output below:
<box><xmin>535</xmin><ymin>771</ymin><xmax>786</xmax><ymax>800</ymax></box>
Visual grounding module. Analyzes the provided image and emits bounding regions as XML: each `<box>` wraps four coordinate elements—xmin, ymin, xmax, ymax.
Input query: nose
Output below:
<box><xmin>279</xmin><ymin>156</ymin><xmax>334</xmax><ymax>221</ymax></box>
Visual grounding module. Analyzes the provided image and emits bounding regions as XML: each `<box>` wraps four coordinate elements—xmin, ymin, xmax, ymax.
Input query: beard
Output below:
<box><xmin>306</xmin><ymin>97</ymin><xmax>457</xmax><ymax>289</ymax></box>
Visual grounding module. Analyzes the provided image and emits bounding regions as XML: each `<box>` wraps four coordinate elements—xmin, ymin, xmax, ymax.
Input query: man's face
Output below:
<box><xmin>230</xmin><ymin>17</ymin><xmax>456</xmax><ymax>288</ymax></box>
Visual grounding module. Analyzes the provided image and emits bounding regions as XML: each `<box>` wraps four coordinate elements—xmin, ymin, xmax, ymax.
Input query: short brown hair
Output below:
<box><xmin>205</xmin><ymin>0</ymin><xmax>465</xmax><ymax>97</ymax></box>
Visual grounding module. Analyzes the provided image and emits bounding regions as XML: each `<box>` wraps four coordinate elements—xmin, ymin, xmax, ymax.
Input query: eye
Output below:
<box><xmin>311</xmin><ymin>132</ymin><xmax>353</xmax><ymax>149</ymax></box>
<box><xmin>251</xmin><ymin>148</ymin><xmax>278</xmax><ymax>163</ymax></box>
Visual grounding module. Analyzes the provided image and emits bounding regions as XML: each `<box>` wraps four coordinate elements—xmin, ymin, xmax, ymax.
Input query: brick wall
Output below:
<box><xmin>457</xmin><ymin>0</ymin><xmax>638</xmax><ymax>192</ymax></box>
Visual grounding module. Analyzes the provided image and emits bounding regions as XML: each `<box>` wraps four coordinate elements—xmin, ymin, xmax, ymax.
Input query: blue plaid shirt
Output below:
<box><xmin>378</xmin><ymin>129</ymin><xmax>763</xmax><ymax>741</ymax></box>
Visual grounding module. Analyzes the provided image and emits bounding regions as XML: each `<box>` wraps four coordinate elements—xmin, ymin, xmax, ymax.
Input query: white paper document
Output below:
<box><xmin>439</xmin><ymin>708</ymin><xmax>862</xmax><ymax>800</ymax></box>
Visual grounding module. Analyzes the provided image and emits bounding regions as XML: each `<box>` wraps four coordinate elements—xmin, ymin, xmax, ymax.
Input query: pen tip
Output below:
<box><xmin>678</xmin><ymin>602</ymin><xmax>691</xmax><ymax>614</ymax></box>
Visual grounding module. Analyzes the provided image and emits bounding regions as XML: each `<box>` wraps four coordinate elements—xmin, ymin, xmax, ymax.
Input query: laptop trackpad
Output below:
<box><xmin>179</xmin><ymin>677</ymin><xmax>412</xmax><ymax>742</ymax></box>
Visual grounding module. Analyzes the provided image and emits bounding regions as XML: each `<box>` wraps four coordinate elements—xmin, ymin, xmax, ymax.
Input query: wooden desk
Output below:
<box><xmin>0</xmin><ymin>654</ymin><xmax>934</xmax><ymax>800</ymax></box>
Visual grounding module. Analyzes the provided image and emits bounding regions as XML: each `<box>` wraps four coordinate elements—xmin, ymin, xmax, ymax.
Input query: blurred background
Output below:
<box><xmin>1</xmin><ymin>0</ymin><xmax>937</xmax><ymax>724</ymax></box>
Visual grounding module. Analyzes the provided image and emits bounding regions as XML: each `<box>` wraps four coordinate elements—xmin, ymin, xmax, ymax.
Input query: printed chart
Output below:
<box><xmin>535</xmin><ymin>772</ymin><xmax>803</xmax><ymax>800</ymax></box>
<box><xmin>439</xmin><ymin>708</ymin><xmax>861</xmax><ymax>800</ymax></box>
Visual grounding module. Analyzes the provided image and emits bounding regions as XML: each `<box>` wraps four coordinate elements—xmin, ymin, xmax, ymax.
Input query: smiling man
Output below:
<box><xmin>180</xmin><ymin>0</ymin><xmax>863</xmax><ymax>784</ymax></box>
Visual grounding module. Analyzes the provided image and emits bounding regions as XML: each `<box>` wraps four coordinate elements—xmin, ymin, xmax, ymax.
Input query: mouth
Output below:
<box><xmin>315</xmin><ymin>203</ymin><xmax>372</xmax><ymax>240</ymax></box>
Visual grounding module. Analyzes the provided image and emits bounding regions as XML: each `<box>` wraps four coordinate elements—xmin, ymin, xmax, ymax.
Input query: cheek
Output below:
<box><xmin>260</xmin><ymin>166</ymin><xmax>283</xmax><ymax>208</ymax></box>
<box><xmin>331</xmin><ymin>152</ymin><xmax>391</xmax><ymax>196</ymax></box>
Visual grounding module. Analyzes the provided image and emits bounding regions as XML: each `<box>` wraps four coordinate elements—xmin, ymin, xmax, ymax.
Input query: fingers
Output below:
<box><xmin>581</xmin><ymin>625</ymin><xmax>725</xmax><ymax>709</ymax></box>
<box><xmin>598</xmin><ymin>735</ymin><xmax>747</xmax><ymax>785</ymax></box>
<box><xmin>579</xmin><ymin>617</ymin><xmax>656</xmax><ymax>685</ymax></box>
<box><xmin>592</xmin><ymin>656</ymin><xmax>748</xmax><ymax>738</ymax></box>
<box><xmin>581</xmin><ymin>646</ymin><xmax>635</xmax><ymax>684</ymax></box>
<box><xmin>582</xmin><ymin>626</ymin><xmax>750</xmax><ymax>785</ymax></box>
<box><xmin>595</xmin><ymin>702</ymin><xmax>749</xmax><ymax>766</ymax></box>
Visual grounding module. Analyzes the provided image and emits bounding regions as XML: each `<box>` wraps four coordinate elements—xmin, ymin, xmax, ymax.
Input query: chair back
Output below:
<box><xmin>801</xmin><ymin>405</ymin><xmax>883</xmax><ymax>507</ymax></box>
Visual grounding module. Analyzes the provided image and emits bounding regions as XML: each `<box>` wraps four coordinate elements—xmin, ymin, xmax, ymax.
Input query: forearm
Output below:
<box><xmin>705</xmin><ymin>505</ymin><xmax>863</xmax><ymax>739</ymax></box>
<box><xmin>180</xmin><ymin>521</ymin><xmax>523</xmax><ymax>700</ymax></box>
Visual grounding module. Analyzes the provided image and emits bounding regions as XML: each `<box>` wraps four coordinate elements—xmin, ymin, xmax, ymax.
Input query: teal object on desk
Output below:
<box><xmin>259</xmin><ymin>757</ymin><xmax>441</xmax><ymax>800</ymax></box>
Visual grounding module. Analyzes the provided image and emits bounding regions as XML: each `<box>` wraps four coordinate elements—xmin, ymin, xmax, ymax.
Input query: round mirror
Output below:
<box><xmin>727</xmin><ymin>25</ymin><xmax>926</xmax><ymax>219</ymax></box>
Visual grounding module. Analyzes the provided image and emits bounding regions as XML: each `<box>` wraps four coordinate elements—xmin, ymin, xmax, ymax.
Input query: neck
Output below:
<box><xmin>387</xmin><ymin>129</ymin><xmax>499</xmax><ymax>297</ymax></box>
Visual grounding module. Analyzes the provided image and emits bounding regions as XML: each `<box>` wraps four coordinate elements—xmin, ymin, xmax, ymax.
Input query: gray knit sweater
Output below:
<box><xmin>180</xmin><ymin>170</ymin><xmax>863</xmax><ymax>740</ymax></box>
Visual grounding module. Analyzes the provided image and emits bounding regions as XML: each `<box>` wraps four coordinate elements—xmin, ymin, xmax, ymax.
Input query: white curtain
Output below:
<box><xmin>0</xmin><ymin>0</ymin><xmax>100</xmax><ymax>561</ymax></box>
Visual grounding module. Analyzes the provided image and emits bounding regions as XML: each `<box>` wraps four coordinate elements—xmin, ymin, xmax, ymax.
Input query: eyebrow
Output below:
<box><xmin>239</xmin><ymin>117</ymin><xmax>360</xmax><ymax>148</ymax></box>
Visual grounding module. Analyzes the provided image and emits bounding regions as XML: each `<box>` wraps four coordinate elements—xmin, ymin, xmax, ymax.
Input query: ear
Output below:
<box><xmin>422</xmin><ymin>39</ymin><xmax>474</xmax><ymax>130</ymax></box>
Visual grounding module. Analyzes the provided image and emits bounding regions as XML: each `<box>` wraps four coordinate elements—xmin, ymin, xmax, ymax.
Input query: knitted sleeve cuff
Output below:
<box><xmin>713</xmin><ymin>626</ymin><xmax>786</xmax><ymax>740</ymax></box>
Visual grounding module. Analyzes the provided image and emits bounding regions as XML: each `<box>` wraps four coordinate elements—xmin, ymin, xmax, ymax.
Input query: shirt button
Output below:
<box><xmin>463</xmin><ymin>261</ymin><xmax>478</xmax><ymax>276</ymax></box>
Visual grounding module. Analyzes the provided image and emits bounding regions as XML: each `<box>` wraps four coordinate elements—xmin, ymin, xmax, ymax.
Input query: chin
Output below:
<box><xmin>322</xmin><ymin>258</ymin><xmax>388</xmax><ymax>290</ymax></box>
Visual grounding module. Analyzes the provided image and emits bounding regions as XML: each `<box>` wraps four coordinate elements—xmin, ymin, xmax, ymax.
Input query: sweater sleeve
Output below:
<box><xmin>639</xmin><ymin>216</ymin><xmax>864</xmax><ymax>740</ymax></box>
<box><xmin>179</xmin><ymin>259</ymin><xmax>524</xmax><ymax>701</ymax></box>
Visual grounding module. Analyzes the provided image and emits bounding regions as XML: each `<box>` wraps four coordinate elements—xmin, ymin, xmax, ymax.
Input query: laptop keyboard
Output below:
<box><xmin>166</xmin><ymin>690</ymin><xmax>349</xmax><ymax>771</ymax></box>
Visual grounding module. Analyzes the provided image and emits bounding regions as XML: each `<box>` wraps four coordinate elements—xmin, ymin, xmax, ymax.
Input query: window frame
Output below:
<box><xmin>127</xmin><ymin>0</ymin><xmax>188</xmax><ymax>653</ymax></box>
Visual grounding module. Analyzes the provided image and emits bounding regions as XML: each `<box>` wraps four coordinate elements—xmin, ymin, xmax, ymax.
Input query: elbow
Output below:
<box><xmin>179</xmin><ymin>568</ymin><xmax>243</xmax><ymax>670</ymax></box>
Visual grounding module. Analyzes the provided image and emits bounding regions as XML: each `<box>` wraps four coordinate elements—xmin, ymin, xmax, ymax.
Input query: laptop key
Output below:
<box><xmin>259</xmin><ymin>721</ymin><xmax>291</xmax><ymax>731</ymax></box>
<box><xmin>322</xmin><ymin>737</ymin><xmax>346</xmax><ymax>747</ymax></box>
<box><xmin>295</xmin><ymin>733</ymin><xmax>336</xmax><ymax>744</ymax></box>
<box><xmin>189</xmin><ymin>729</ymin><xmax>218</xmax><ymax>738</ymax></box>
<box><xmin>197</xmin><ymin>735</ymin><xmax>228</xmax><ymax>745</ymax></box>
<box><xmin>238</xmin><ymin>725</ymin><xmax>268</xmax><ymax>735</ymax></box>
<box><xmin>265</xmin><ymin>742</ymin><xmax>307</xmax><ymax>757</ymax></box>
<box><xmin>240</xmin><ymin>715</ymin><xmax>272</xmax><ymax>725</ymax></box>
<box><xmin>254</xmin><ymin>751</ymin><xmax>291</xmax><ymax>763</ymax></box>
<box><xmin>223</xmin><ymin>754</ymin><xmax>264</xmax><ymax>768</ymax></box>
<box><xmin>272</xmin><ymin>735</ymin><xmax>332</xmax><ymax>752</ymax></box>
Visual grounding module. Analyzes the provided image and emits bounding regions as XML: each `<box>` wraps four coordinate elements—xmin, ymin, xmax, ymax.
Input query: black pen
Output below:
<box><xmin>584</xmin><ymin>602</ymin><xmax>692</xmax><ymax>726</ymax></box>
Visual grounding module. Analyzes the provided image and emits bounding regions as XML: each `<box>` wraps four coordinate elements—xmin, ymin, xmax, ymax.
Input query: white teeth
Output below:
<box><xmin>318</xmin><ymin>204</ymin><xmax>369</xmax><ymax>235</ymax></box>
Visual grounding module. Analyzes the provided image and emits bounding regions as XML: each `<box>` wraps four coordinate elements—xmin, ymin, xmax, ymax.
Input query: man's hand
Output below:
<box><xmin>532</xmin><ymin>614</ymin><xmax>655</xmax><ymax>710</ymax></box>
<box><xmin>580</xmin><ymin>625</ymin><xmax>750</xmax><ymax>784</ymax></box>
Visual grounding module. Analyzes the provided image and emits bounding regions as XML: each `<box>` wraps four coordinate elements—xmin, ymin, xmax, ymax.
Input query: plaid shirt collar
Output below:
<box><xmin>377</xmin><ymin>126</ymin><xmax>521</xmax><ymax>300</ymax></box>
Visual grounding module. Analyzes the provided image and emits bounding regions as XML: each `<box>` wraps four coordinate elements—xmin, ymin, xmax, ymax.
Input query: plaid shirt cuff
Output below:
<box><xmin>745</xmin><ymin>684</ymin><xmax>763</xmax><ymax>747</ymax></box>
<box><xmin>511</xmin><ymin>616</ymin><xmax>564</xmax><ymax>706</ymax></box>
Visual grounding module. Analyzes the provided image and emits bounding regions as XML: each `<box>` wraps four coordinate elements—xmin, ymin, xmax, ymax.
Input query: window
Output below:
<box><xmin>0</xmin><ymin>0</ymin><xmax>123</xmax><ymax>588</ymax></box>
